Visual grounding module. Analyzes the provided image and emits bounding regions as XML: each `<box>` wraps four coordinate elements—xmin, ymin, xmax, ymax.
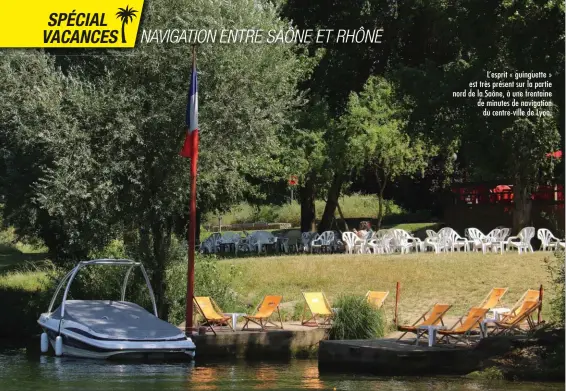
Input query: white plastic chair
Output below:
<box><xmin>342</xmin><ymin>232</ymin><xmax>364</xmax><ymax>254</ymax></box>
<box><xmin>506</xmin><ymin>227</ymin><xmax>535</xmax><ymax>254</ymax></box>
<box><xmin>424</xmin><ymin>231</ymin><xmax>442</xmax><ymax>253</ymax></box>
<box><xmin>248</xmin><ymin>231</ymin><xmax>278</xmax><ymax>254</ymax></box>
<box><xmin>465</xmin><ymin>228</ymin><xmax>492</xmax><ymax>254</ymax></box>
<box><xmin>491</xmin><ymin>228</ymin><xmax>510</xmax><ymax>253</ymax></box>
<box><xmin>311</xmin><ymin>231</ymin><xmax>335</xmax><ymax>253</ymax></box>
<box><xmin>216</xmin><ymin>232</ymin><xmax>242</xmax><ymax>254</ymax></box>
<box><xmin>199</xmin><ymin>232</ymin><xmax>221</xmax><ymax>254</ymax></box>
<box><xmin>301</xmin><ymin>232</ymin><xmax>316</xmax><ymax>252</ymax></box>
<box><xmin>425</xmin><ymin>229</ymin><xmax>437</xmax><ymax>239</ymax></box>
<box><xmin>425</xmin><ymin>228</ymin><xmax>450</xmax><ymax>253</ymax></box>
<box><xmin>497</xmin><ymin>228</ymin><xmax>511</xmax><ymax>241</ymax></box>
<box><xmin>537</xmin><ymin>228</ymin><xmax>563</xmax><ymax>251</ymax></box>
<box><xmin>283</xmin><ymin>230</ymin><xmax>302</xmax><ymax>253</ymax></box>
<box><xmin>366</xmin><ymin>231</ymin><xmax>391</xmax><ymax>254</ymax></box>
<box><xmin>445</xmin><ymin>228</ymin><xmax>470</xmax><ymax>252</ymax></box>
<box><xmin>392</xmin><ymin>229</ymin><xmax>423</xmax><ymax>253</ymax></box>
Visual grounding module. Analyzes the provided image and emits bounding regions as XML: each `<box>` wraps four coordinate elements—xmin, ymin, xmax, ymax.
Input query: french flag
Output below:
<box><xmin>180</xmin><ymin>59</ymin><xmax>199</xmax><ymax>159</ymax></box>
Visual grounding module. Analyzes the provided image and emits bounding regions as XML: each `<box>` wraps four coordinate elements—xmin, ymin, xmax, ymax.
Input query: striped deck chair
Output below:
<box><xmin>301</xmin><ymin>292</ymin><xmax>333</xmax><ymax>327</ymax></box>
<box><xmin>366</xmin><ymin>291</ymin><xmax>389</xmax><ymax>309</ymax></box>
<box><xmin>194</xmin><ymin>296</ymin><xmax>234</xmax><ymax>335</ymax></box>
<box><xmin>437</xmin><ymin>307</ymin><xmax>489</xmax><ymax>345</ymax></box>
<box><xmin>397</xmin><ymin>304</ymin><xmax>452</xmax><ymax>341</ymax></box>
<box><xmin>242</xmin><ymin>295</ymin><xmax>283</xmax><ymax>331</ymax></box>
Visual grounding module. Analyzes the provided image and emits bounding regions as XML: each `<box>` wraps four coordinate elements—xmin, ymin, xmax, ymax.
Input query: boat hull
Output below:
<box><xmin>39</xmin><ymin>310</ymin><xmax>195</xmax><ymax>360</ymax></box>
<box><xmin>41</xmin><ymin>327</ymin><xmax>195</xmax><ymax>360</ymax></box>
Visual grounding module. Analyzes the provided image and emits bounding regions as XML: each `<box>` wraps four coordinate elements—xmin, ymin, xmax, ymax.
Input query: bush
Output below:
<box><xmin>274</xmin><ymin>202</ymin><xmax>302</xmax><ymax>227</ymax></box>
<box><xmin>87</xmin><ymin>239</ymin><xmax>127</xmax><ymax>260</ymax></box>
<box><xmin>544</xmin><ymin>250</ymin><xmax>565</xmax><ymax>326</ymax></box>
<box><xmin>466</xmin><ymin>367</ymin><xmax>505</xmax><ymax>380</ymax></box>
<box><xmin>165</xmin><ymin>255</ymin><xmax>243</xmax><ymax>326</ymax></box>
<box><xmin>328</xmin><ymin>295</ymin><xmax>387</xmax><ymax>340</ymax></box>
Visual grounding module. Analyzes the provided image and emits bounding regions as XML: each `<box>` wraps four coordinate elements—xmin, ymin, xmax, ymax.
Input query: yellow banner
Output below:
<box><xmin>0</xmin><ymin>0</ymin><xmax>144</xmax><ymax>48</ymax></box>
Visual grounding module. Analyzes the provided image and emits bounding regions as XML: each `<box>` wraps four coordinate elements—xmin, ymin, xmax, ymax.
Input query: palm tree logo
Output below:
<box><xmin>116</xmin><ymin>5</ymin><xmax>138</xmax><ymax>44</ymax></box>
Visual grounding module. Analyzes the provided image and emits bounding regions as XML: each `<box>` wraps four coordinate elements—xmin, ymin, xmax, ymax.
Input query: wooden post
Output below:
<box><xmin>394</xmin><ymin>282</ymin><xmax>400</xmax><ymax>326</ymax></box>
<box><xmin>538</xmin><ymin>284</ymin><xmax>543</xmax><ymax>325</ymax></box>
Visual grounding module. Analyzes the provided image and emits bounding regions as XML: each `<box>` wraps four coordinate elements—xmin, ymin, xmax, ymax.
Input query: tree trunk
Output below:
<box><xmin>300</xmin><ymin>174</ymin><xmax>316</xmax><ymax>232</ymax></box>
<box><xmin>375</xmin><ymin>169</ymin><xmax>388</xmax><ymax>230</ymax></box>
<box><xmin>377</xmin><ymin>191</ymin><xmax>384</xmax><ymax>230</ymax></box>
<box><xmin>335</xmin><ymin>201</ymin><xmax>349</xmax><ymax>232</ymax></box>
<box><xmin>512</xmin><ymin>181</ymin><xmax>532</xmax><ymax>234</ymax></box>
<box><xmin>318</xmin><ymin>172</ymin><xmax>343</xmax><ymax>232</ymax></box>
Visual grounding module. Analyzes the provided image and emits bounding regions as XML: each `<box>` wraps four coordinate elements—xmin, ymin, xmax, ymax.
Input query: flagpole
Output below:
<box><xmin>185</xmin><ymin>45</ymin><xmax>198</xmax><ymax>335</ymax></box>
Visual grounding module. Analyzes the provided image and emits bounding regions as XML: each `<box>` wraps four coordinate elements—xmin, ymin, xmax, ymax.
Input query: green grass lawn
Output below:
<box><xmin>218</xmin><ymin>251</ymin><xmax>555</xmax><ymax>324</ymax></box>
<box><xmin>0</xmin><ymin>224</ymin><xmax>557</xmax><ymax>326</ymax></box>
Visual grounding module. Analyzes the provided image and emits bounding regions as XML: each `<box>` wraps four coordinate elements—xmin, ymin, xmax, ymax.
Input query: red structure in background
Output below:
<box><xmin>451</xmin><ymin>183</ymin><xmax>565</xmax><ymax>205</ymax></box>
<box><xmin>546</xmin><ymin>150</ymin><xmax>563</xmax><ymax>159</ymax></box>
<box><xmin>451</xmin><ymin>150</ymin><xmax>565</xmax><ymax>205</ymax></box>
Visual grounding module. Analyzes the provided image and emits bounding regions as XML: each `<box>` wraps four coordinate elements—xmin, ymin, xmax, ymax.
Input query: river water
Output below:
<box><xmin>0</xmin><ymin>351</ymin><xmax>562</xmax><ymax>391</ymax></box>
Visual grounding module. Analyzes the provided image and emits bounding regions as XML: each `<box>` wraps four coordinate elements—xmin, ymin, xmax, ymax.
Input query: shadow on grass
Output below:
<box><xmin>0</xmin><ymin>244</ymin><xmax>49</xmax><ymax>272</ymax></box>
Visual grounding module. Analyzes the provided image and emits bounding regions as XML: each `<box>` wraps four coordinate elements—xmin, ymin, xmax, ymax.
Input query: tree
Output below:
<box><xmin>283</xmin><ymin>0</ymin><xmax>466</xmax><ymax>229</ymax></box>
<box><xmin>284</xmin><ymin>0</ymin><xmax>564</xmax><ymax>231</ymax></box>
<box><xmin>0</xmin><ymin>0</ymin><xmax>310</xmax><ymax>317</ymax></box>
<box><xmin>343</xmin><ymin>76</ymin><xmax>434</xmax><ymax>228</ymax></box>
<box><xmin>293</xmin><ymin>99</ymin><xmax>330</xmax><ymax>232</ymax></box>
<box><xmin>0</xmin><ymin>51</ymin><xmax>129</xmax><ymax>259</ymax></box>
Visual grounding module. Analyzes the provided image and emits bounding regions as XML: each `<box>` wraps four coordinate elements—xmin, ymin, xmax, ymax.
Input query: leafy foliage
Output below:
<box><xmin>284</xmin><ymin>0</ymin><xmax>564</xmax><ymax>229</ymax></box>
<box><xmin>342</xmin><ymin>76</ymin><xmax>436</xmax><ymax>227</ymax></box>
<box><xmin>544</xmin><ymin>250</ymin><xmax>565</xmax><ymax>327</ymax></box>
<box><xmin>166</xmin><ymin>255</ymin><xmax>241</xmax><ymax>326</ymax></box>
<box><xmin>204</xmin><ymin>195</ymin><xmax>405</xmax><ymax>227</ymax></box>
<box><xmin>0</xmin><ymin>0</ymin><xmax>311</xmax><ymax>315</ymax></box>
<box><xmin>328</xmin><ymin>295</ymin><xmax>387</xmax><ymax>340</ymax></box>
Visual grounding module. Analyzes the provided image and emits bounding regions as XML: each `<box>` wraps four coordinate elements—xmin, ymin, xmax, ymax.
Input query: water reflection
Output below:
<box><xmin>253</xmin><ymin>366</ymin><xmax>278</xmax><ymax>389</ymax></box>
<box><xmin>191</xmin><ymin>366</ymin><xmax>218</xmax><ymax>390</ymax></box>
<box><xmin>301</xmin><ymin>364</ymin><xmax>325</xmax><ymax>389</ymax></box>
<box><xmin>0</xmin><ymin>352</ymin><xmax>563</xmax><ymax>391</ymax></box>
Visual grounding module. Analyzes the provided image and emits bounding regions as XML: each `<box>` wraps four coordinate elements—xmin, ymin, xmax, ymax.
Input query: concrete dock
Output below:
<box><xmin>318</xmin><ymin>338</ymin><xmax>477</xmax><ymax>375</ymax></box>
<box><xmin>181</xmin><ymin>322</ymin><xmax>328</xmax><ymax>359</ymax></box>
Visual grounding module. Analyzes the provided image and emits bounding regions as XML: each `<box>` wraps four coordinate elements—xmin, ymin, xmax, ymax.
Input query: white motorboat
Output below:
<box><xmin>37</xmin><ymin>259</ymin><xmax>195</xmax><ymax>360</ymax></box>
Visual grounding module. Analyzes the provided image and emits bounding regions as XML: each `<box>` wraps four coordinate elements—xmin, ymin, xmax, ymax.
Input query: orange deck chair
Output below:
<box><xmin>397</xmin><ymin>303</ymin><xmax>452</xmax><ymax>341</ymax></box>
<box><xmin>301</xmin><ymin>292</ymin><xmax>333</xmax><ymax>327</ymax></box>
<box><xmin>194</xmin><ymin>296</ymin><xmax>234</xmax><ymax>335</ymax></box>
<box><xmin>508</xmin><ymin>289</ymin><xmax>540</xmax><ymax>316</ymax></box>
<box><xmin>489</xmin><ymin>300</ymin><xmax>541</xmax><ymax>336</ymax></box>
<box><xmin>437</xmin><ymin>307</ymin><xmax>489</xmax><ymax>345</ymax></box>
<box><xmin>366</xmin><ymin>291</ymin><xmax>389</xmax><ymax>309</ymax></box>
<box><xmin>482</xmin><ymin>288</ymin><xmax>540</xmax><ymax>334</ymax></box>
<box><xmin>479</xmin><ymin>287</ymin><xmax>508</xmax><ymax>310</ymax></box>
<box><xmin>242</xmin><ymin>295</ymin><xmax>284</xmax><ymax>331</ymax></box>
